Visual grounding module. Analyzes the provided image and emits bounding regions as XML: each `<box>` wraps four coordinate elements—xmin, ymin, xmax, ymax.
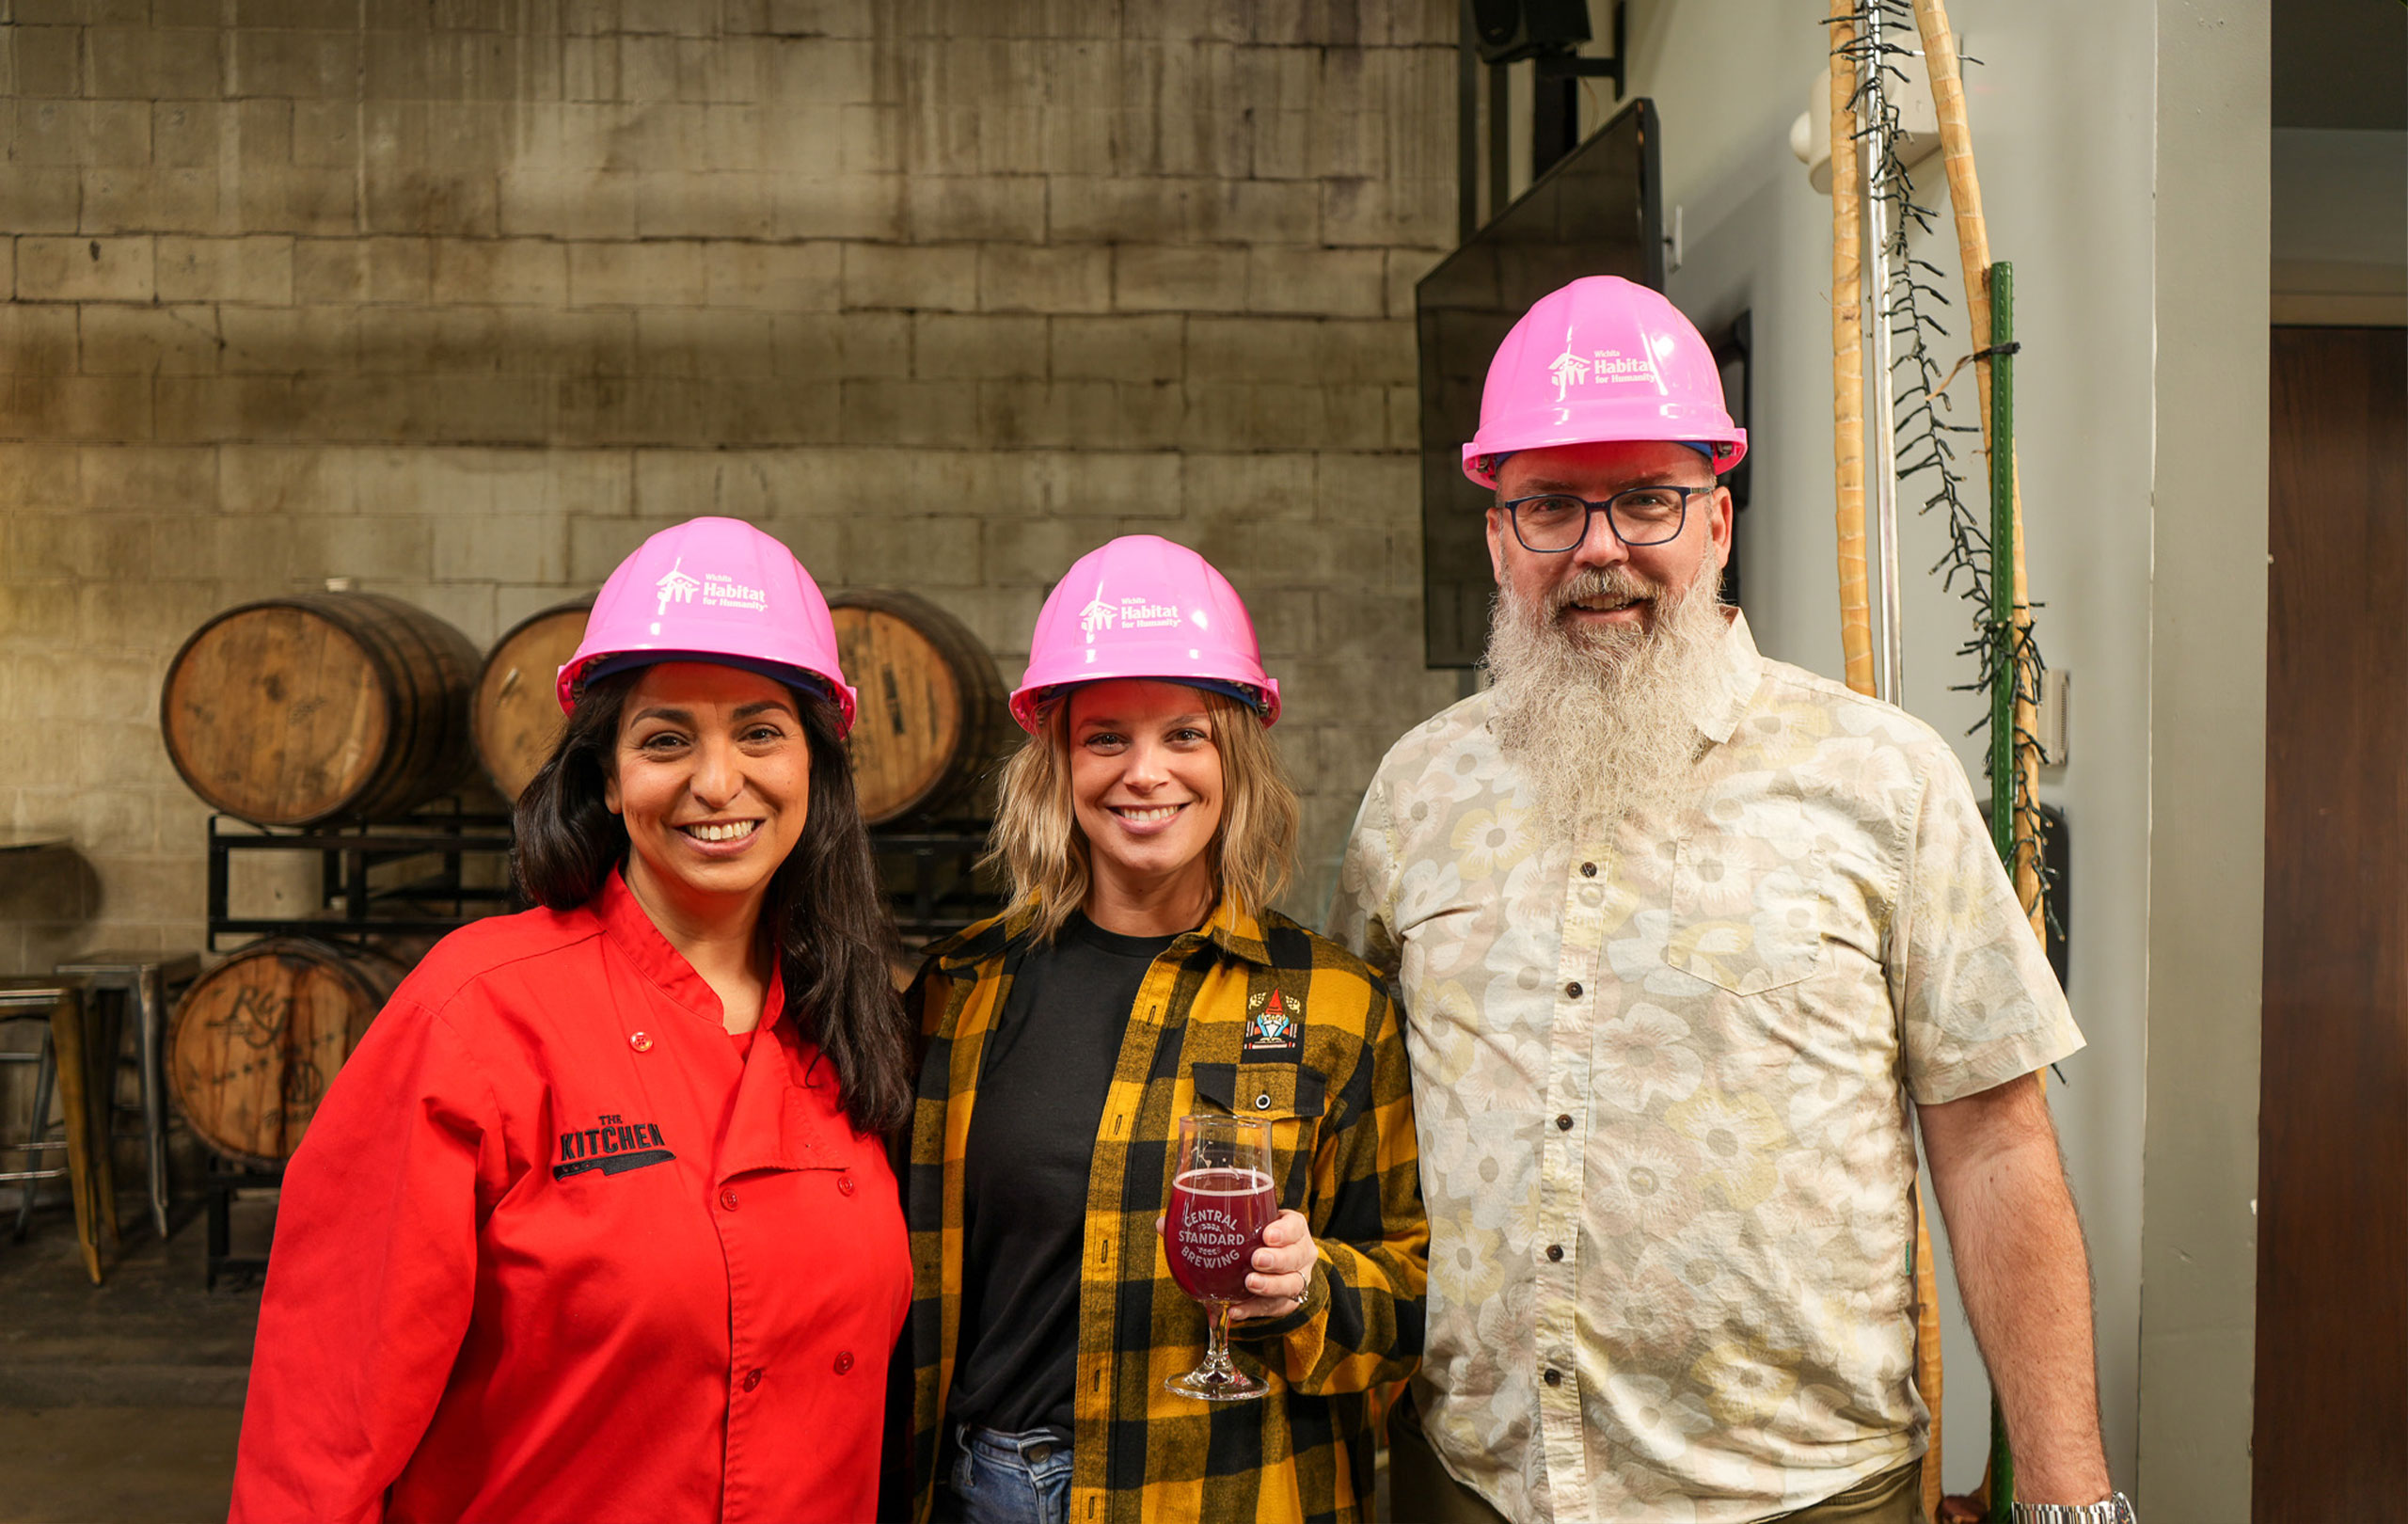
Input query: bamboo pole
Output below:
<box><xmin>1912</xmin><ymin>2</ymin><xmax>2044</xmax><ymax>945</ymax></box>
<box><xmin>1830</xmin><ymin>1</ymin><xmax>1872</xmax><ymax>695</ymax></box>
<box><xmin>1910</xmin><ymin>1178</ymin><xmax>1946</xmax><ymax>1524</ymax></box>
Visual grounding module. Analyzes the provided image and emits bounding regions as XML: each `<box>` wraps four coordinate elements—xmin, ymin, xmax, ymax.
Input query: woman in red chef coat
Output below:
<box><xmin>230</xmin><ymin>516</ymin><xmax>916</xmax><ymax>1524</ymax></box>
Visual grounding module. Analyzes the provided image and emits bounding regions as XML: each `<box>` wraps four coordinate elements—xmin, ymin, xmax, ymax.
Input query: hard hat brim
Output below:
<box><xmin>557</xmin><ymin>647</ymin><xmax>860</xmax><ymax>737</ymax></box>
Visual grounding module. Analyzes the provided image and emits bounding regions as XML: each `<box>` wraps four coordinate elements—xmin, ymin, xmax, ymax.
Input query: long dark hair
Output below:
<box><xmin>514</xmin><ymin>668</ymin><xmax>913</xmax><ymax>1135</ymax></box>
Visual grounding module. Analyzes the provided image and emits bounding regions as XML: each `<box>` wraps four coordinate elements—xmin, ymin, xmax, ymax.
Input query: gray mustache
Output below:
<box><xmin>1546</xmin><ymin>567</ymin><xmax>1663</xmax><ymax>616</ymax></box>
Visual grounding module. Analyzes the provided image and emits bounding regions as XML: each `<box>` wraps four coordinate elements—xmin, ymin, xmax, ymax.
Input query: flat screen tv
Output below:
<box><xmin>1415</xmin><ymin>96</ymin><xmax>1663</xmax><ymax>668</ymax></box>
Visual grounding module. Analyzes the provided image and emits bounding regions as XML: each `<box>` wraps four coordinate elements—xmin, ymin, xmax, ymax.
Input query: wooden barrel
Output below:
<box><xmin>829</xmin><ymin>590</ymin><xmax>1013</xmax><ymax>825</ymax></box>
<box><xmin>168</xmin><ymin>939</ymin><xmax>408</xmax><ymax>1167</ymax></box>
<box><xmin>161</xmin><ymin>594</ymin><xmax>482</xmax><ymax>827</ymax></box>
<box><xmin>472</xmin><ymin>599</ymin><xmax>594</xmax><ymax>802</ymax></box>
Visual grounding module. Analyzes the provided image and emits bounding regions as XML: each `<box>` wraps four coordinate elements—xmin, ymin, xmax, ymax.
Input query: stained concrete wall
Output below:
<box><xmin>0</xmin><ymin>0</ymin><xmax>1465</xmax><ymax>972</ymax></box>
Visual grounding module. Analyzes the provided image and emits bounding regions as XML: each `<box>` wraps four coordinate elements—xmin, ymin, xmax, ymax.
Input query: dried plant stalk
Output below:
<box><xmin>1913</xmin><ymin>0</ymin><xmax>2044</xmax><ymax>945</ymax></box>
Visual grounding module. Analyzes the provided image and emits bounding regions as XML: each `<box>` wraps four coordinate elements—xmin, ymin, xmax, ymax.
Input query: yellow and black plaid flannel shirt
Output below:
<box><xmin>897</xmin><ymin>895</ymin><xmax>1427</xmax><ymax>1524</ymax></box>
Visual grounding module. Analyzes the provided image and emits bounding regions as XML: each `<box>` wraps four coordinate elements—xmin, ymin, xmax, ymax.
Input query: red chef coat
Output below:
<box><xmin>230</xmin><ymin>870</ymin><xmax>910</xmax><ymax>1524</ymax></box>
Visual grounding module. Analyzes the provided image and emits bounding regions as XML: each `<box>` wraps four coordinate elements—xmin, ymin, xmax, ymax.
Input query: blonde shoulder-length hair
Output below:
<box><xmin>986</xmin><ymin>687</ymin><xmax>1299</xmax><ymax>943</ymax></box>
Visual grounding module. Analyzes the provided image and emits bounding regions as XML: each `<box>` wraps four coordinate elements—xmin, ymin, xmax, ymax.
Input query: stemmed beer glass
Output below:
<box><xmin>1163</xmin><ymin>1113</ymin><xmax>1277</xmax><ymax>1402</ymax></box>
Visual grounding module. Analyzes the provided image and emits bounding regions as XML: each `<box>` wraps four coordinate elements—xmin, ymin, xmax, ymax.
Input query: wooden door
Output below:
<box><xmin>2254</xmin><ymin>325</ymin><xmax>2408</xmax><ymax>1520</ymax></box>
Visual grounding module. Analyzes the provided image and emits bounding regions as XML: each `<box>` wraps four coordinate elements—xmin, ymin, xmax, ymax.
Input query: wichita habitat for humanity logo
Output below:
<box><xmin>655</xmin><ymin>556</ymin><xmax>769</xmax><ymax>617</ymax></box>
<box><xmin>1079</xmin><ymin>579</ymin><xmax>1184</xmax><ymax>643</ymax></box>
<box><xmin>1551</xmin><ymin>346</ymin><xmax>1660</xmax><ymax>401</ymax></box>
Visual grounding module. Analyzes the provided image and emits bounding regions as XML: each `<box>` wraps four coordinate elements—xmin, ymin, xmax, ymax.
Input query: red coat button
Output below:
<box><xmin>741</xmin><ymin>1368</ymin><xmax>764</xmax><ymax>1391</ymax></box>
<box><xmin>720</xmin><ymin>1189</ymin><xmax>738</xmax><ymax>1211</ymax></box>
<box><xmin>837</xmin><ymin>1175</ymin><xmax>856</xmax><ymax>1196</ymax></box>
<box><xmin>833</xmin><ymin>1350</ymin><xmax>854</xmax><ymax>1375</ymax></box>
<box><xmin>629</xmin><ymin>1031</ymin><xmax>654</xmax><ymax>1053</ymax></box>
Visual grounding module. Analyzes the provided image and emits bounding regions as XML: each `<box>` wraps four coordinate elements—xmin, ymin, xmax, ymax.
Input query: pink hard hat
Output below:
<box><xmin>1010</xmin><ymin>535</ymin><xmax>1280</xmax><ymax>731</ymax></box>
<box><xmin>556</xmin><ymin>516</ymin><xmax>859</xmax><ymax>738</ymax></box>
<box><xmin>1462</xmin><ymin>275</ymin><xmax>1747</xmax><ymax>488</ymax></box>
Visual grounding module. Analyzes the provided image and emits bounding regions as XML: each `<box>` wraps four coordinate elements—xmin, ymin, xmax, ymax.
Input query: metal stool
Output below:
<box><xmin>55</xmin><ymin>951</ymin><xmax>200</xmax><ymax>1240</ymax></box>
<box><xmin>0</xmin><ymin>976</ymin><xmax>115</xmax><ymax>1282</ymax></box>
<box><xmin>2</xmin><ymin>999</ymin><xmax>71</xmax><ymax>1240</ymax></box>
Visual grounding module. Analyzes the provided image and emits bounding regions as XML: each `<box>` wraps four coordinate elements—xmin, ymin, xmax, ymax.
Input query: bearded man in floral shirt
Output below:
<box><xmin>1330</xmin><ymin>278</ymin><xmax>2131</xmax><ymax>1524</ymax></box>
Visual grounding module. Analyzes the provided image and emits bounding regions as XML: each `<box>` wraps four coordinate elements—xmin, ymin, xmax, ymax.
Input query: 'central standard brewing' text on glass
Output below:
<box><xmin>1163</xmin><ymin>1113</ymin><xmax>1275</xmax><ymax>1402</ymax></box>
<box><xmin>1165</xmin><ymin>1167</ymin><xmax>1276</xmax><ymax>1302</ymax></box>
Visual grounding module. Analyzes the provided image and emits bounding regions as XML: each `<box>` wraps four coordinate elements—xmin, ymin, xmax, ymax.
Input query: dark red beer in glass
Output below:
<box><xmin>1165</xmin><ymin>1167</ymin><xmax>1275</xmax><ymax>1303</ymax></box>
<box><xmin>1163</xmin><ymin>1113</ymin><xmax>1275</xmax><ymax>1401</ymax></box>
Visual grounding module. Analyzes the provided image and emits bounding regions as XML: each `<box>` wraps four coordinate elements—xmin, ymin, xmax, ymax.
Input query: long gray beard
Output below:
<box><xmin>1482</xmin><ymin>553</ymin><xmax>1732</xmax><ymax>839</ymax></box>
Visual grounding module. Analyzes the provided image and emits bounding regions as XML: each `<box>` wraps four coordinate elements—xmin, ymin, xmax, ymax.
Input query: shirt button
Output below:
<box><xmin>1580</xmin><ymin>862</ymin><xmax>1597</xmax><ymax>878</ymax></box>
<box><xmin>833</xmin><ymin>1350</ymin><xmax>855</xmax><ymax>1375</ymax></box>
<box><xmin>628</xmin><ymin>1031</ymin><xmax>654</xmax><ymax>1053</ymax></box>
<box><xmin>1546</xmin><ymin>1244</ymin><xmax>1564</xmax><ymax>1262</ymax></box>
<box><xmin>1254</xmin><ymin>1093</ymin><xmax>1273</xmax><ymax>1110</ymax></box>
<box><xmin>741</xmin><ymin>1368</ymin><xmax>764</xmax><ymax>1391</ymax></box>
<box><xmin>837</xmin><ymin>1174</ymin><xmax>856</xmax><ymax>1196</ymax></box>
<box><xmin>1565</xmin><ymin>981</ymin><xmax>1582</xmax><ymax>999</ymax></box>
<box><xmin>1544</xmin><ymin>1368</ymin><xmax>1563</xmax><ymax>1388</ymax></box>
<box><xmin>1556</xmin><ymin>1114</ymin><xmax>1575</xmax><ymax>1132</ymax></box>
<box><xmin>720</xmin><ymin>1189</ymin><xmax>739</xmax><ymax>1211</ymax></box>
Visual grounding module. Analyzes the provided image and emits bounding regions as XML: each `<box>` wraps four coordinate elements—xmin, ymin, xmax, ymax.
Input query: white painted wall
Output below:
<box><xmin>1622</xmin><ymin>0</ymin><xmax>2159</xmax><ymax>1497</ymax></box>
<box><xmin>2135</xmin><ymin>4</ymin><xmax>2266</xmax><ymax>1509</ymax></box>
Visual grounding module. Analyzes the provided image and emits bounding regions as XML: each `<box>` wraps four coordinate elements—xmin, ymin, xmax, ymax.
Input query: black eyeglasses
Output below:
<box><xmin>1498</xmin><ymin>484</ymin><xmax>1716</xmax><ymax>552</ymax></box>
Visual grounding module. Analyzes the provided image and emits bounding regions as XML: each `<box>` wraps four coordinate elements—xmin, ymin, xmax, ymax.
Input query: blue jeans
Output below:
<box><xmin>946</xmin><ymin>1424</ymin><xmax>1073</xmax><ymax>1524</ymax></box>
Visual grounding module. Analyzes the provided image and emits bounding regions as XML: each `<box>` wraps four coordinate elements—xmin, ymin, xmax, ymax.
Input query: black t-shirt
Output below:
<box><xmin>948</xmin><ymin>913</ymin><xmax>1178</xmax><ymax>1442</ymax></box>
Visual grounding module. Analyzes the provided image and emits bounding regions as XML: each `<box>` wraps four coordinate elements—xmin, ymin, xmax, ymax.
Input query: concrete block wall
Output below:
<box><xmin>0</xmin><ymin>0</ymin><xmax>1465</xmax><ymax>972</ymax></box>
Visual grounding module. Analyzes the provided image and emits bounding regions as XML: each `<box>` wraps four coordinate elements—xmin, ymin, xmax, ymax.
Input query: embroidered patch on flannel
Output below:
<box><xmin>1244</xmin><ymin>988</ymin><xmax>1303</xmax><ymax>1058</ymax></box>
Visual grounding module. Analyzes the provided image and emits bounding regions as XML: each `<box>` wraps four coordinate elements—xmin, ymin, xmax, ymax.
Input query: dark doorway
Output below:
<box><xmin>2253</xmin><ymin>325</ymin><xmax>2408</xmax><ymax>1521</ymax></box>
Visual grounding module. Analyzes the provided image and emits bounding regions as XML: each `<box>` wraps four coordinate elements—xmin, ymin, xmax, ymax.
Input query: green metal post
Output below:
<box><xmin>1988</xmin><ymin>261</ymin><xmax>2017</xmax><ymax>865</ymax></box>
<box><xmin>1983</xmin><ymin>259</ymin><xmax>2018</xmax><ymax>1524</ymax></box>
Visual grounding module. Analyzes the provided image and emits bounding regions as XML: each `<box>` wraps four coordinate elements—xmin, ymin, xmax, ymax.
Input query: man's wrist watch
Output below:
<box><xmin>2011</xmin><ymin>1497</ymin><xmax>2135</xmax><ymax>1524</ymax></box>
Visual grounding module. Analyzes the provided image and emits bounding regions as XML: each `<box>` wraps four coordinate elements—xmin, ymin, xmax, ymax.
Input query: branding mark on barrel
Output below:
<box><xmin>280</xmin><ymin>1057</ymin><xmax>325</xmax><ymax>1112</ymax></box>
<box><xmin>219</xmin><ymin>987</ymin><xmax>291</xmax><ymax>1049</ymax></box>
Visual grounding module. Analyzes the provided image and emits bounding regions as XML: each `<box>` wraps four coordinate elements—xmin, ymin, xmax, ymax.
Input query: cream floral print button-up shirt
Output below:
<box><xmin>1329</xmin><ymin>611</ymin><xmax>2083</xmax><ymax>1523</ymax></box>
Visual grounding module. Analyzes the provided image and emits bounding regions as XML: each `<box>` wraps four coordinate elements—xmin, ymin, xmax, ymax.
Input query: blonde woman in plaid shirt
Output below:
<box><xmin>895</xmin><ymin>537</ymin><xmax>1427</xmax><ymax>1524</ymax></box>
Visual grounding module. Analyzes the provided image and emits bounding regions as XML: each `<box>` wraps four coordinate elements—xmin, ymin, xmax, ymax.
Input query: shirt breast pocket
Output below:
<box><xmin>1190</xmin><ymin>1061</ymin><xmax>1327</xmax><ymax>1211</ymax></box>
<box><xmin>1664</xmin><ymin>833</ymin><xmax>1830</xmax><ymax>997</ymax></box>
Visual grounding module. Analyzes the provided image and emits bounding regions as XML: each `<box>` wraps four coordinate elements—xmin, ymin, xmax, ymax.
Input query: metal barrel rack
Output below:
<box><xmin>198</xmin><ymin>802</ymin><xmax>515</xmax><ymax>1285</ymax></box>
<box><xmin>871</xmin><ymin>822</ymin><xmax>1006</xmax><ymax>947</ymax></box>
<box><xmin>204</xmin><ymin>803</ymin><xmax>519</xmax><ymax>951</ymax></box>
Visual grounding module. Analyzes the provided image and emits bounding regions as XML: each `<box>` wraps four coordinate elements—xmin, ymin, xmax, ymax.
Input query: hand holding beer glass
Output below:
<box><xmin>1163</xmin><ymin>1113</ymin><xmax>1317</xmax><ymax>1401</ymax></box>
